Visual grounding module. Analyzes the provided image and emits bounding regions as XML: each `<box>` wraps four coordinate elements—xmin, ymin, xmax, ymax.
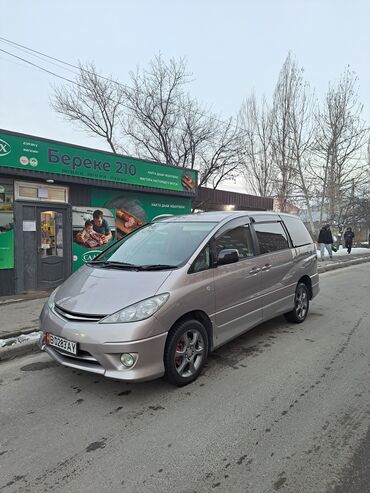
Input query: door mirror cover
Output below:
<box><xmin>217</xmin><ymin>249</ymin><xmax>239</xmax><ymax>265</ymax></box>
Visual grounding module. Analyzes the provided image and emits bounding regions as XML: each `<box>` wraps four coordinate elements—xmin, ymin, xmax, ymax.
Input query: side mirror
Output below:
<box><xmin>217</xmin><ymin>248</ymin><xmax>239</xmax><ymax>265</ymax></box>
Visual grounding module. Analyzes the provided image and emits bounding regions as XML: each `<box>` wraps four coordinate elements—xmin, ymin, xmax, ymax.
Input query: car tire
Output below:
<box><xmin>284</xmin><ymin>282</ymin><xmax>310</xmax><ymax>323</ymax></box>
<box><xmin>164</xmin><ymin>319</ymin><xmax>209</xmax><ymax>386</ymax></box>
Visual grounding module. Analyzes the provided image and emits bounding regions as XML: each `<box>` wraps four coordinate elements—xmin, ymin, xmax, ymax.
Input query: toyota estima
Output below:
<box><xmin>39</xmin><ymin>211</ymin><xmax>319</xmax><ymax>386</ymax></box>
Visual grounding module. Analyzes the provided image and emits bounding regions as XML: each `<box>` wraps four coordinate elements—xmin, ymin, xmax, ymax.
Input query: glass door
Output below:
<box><xmin>37</xmin><ymin>208</ymin><xmax>67</xmax><ymax>289</ymax></box>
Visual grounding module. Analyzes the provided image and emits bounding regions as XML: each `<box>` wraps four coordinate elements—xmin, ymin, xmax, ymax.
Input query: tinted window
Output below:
<box><xmin>254</xmin><ymin>222</ymin><xmax>289</xmax><ymax>253</ymax></box>
<box><xmin>282</xmin><ymin>216</ymin><xmax>312</xmax><ymax>247</ymax></box>
<box><xmin>216</xmin><ymin>225</ymin><xmax>254</xmax><ymax>259</ymax></box>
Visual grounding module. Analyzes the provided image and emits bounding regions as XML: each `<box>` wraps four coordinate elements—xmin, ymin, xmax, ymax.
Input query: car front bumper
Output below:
<box><xmin>39</xmin><ymin>304</ymin><xmax>168</xmax><ymax>382</ymax></box>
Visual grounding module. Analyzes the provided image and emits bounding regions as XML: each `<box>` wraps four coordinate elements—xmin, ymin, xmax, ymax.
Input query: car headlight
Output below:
<box><xmin>100</xmin><ymin>293</ymin><xmax>170</xmax><ymax>324</ymax></box>
<box><xmin>47</xmin><ymin>287</ymin><xmax>60</xmax><ymax>310</ymax></box>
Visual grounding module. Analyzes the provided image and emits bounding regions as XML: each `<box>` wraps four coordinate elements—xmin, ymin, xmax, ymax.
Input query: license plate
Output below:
<box><xmin>46</xmin><ymin>333</ymin><xmax>77</xmax><ymax>355</ymax></box>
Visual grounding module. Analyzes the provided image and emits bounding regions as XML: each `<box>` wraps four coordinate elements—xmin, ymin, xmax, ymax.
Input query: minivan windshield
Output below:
<box><xmin>89</xmin><ymin>221</ymin><xmax>216</xmax><ymax>269</ymax></box>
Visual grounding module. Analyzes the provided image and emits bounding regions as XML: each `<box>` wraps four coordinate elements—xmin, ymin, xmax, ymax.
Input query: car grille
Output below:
<box><xmin>54</xmin><ymin>304</ymin><xmax>105</xmax><ymax>322</ymax></box>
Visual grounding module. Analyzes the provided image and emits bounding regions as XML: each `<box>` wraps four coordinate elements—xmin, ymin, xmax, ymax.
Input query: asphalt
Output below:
<box><xmin>0</xmin><ymin>251</ymin><xmax>369</xmax><ymax>362</ymax></box>
<box><xmin>1</xmin><ymin>263</ymin><xmax>369</xmax><ymax>492</ymax></box>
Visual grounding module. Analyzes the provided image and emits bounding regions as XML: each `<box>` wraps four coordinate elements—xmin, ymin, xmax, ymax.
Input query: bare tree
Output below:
<box><xmin>52</xmin><ymin>62</ymin><xmax>125</xmax><ymax>153</ymax></box>
<box><xmin>199</xmin><ymin>118</ymin><xmax>244</xmax><ymax>188</ymax></box>
<box><xmin>52</xmin><ymin>55</ymin><xmax>243</xmax><ymax>188</ymax></box>
<box><xmin>123</xmin><ymin>54</ymin><xmax>244</xmax><ymax>188</ymax></box>
<box><xmin>270</xmin><ymin>53</ymin><xmax>298</xmax><ymax>212</ymax></box>
<box><xmin>123</xmin><ymin>55</ymin><xmax>192</xmax><ymax>165</ymax></box>
<box><xmin>239</xmin><ymin>94</ymin><xmax>275</xmax><ymax>196</ymax></box>
<box><xmin>287</xmin><ymin>70</ymin><xmax>317</xmax><ymax>234</ymax></box>
<box><xmin>313</xmin><ymin>67</ymin><xmax>368</xmax><ymax>226</ymax></box>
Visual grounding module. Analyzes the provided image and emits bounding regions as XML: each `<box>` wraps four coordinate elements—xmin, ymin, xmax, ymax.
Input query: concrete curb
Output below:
<box><xmin>0</xmin><ymin>294</ymin><xmax>49</xmax><ymax>306</ymax></box>
<box><xmin>1</xmin><ymin>255</ymin><xmax>370</xmax><ymax>363</ymax></box>
<box><xmin>0</xmin><ymin>338</ymin><xmax>41</xmax><ymax>363</ymax></box>
<box><xmin>318</xmin><ymin>255</ymin><xmax>370</xmax><ymax>273</ymax></box>
<box><xmin>2</xmin><ymin>327</ymin><xmax>39</xmax><ymax>339</ymax></box>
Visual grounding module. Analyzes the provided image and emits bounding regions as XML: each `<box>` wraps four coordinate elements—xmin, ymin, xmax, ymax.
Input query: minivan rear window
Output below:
<box><xmin>282</xmin><ymin>216</ymin><xmax>313</xmax><ymax>247</ymax></box>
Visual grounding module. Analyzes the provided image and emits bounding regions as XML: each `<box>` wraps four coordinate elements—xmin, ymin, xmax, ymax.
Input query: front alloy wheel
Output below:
<box><xmin>164</xmin><ymin>319</ymin><xmax>208</xmax><ymax>386</ymax></box>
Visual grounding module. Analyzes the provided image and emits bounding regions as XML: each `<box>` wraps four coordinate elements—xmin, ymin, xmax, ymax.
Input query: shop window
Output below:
<box><xmin>15</xmin><ymin>181</ymin><xmax>68</xmax><ymax>203</ymax></box>
<box><xmin>40</xmin><ymin>211</ymin><xmax>64</xmax><ymax>257</ymax></box>
<box><xmin>0</xmin><ymin>183</ymin><xmax>13</xmax><ymax>206</ymax></box>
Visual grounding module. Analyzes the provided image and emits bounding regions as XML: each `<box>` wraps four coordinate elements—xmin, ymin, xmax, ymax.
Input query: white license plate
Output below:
<box><xmin>47</xmin><ymin>334</ymin><xmax>77</xmax><ymax>355</ymax></box>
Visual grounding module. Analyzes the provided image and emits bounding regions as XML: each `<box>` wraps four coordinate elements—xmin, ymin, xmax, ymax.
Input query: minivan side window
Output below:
<box><xmin>281</xmin><ymin>216</ymin><xmax>313</xmax><ymax>247</ymax></box>
<box><xmin>216</xmin><ymin>225</ymin><xmax>254</xmax><ymax>259</ymax></box>
<box><xmin>191</xmin><ymin>245</ymin><xmax>212</xmax><ymax>273</ymax></box>
<box><xmin>254</xmin><ymin>222</ymin><xmax>289</xmax><ymax>254</ymax></box>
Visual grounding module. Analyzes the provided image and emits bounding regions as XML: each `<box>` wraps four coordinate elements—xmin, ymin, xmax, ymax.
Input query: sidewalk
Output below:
<box><xmin>1</xmin><ymin>251</ymin><xmax>370</xmax><ymax>343</ymax></box>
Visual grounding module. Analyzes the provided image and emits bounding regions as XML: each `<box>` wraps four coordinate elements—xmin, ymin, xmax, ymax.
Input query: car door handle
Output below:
<box><xmin>261</xmin><ymin>264</ymin><xmax>272</xmax><ymax>272</ymax></box>
<box><xmin>249</xmin><ymin>267</ymin><xmax>261</xmax><ymax>275</ymax></box>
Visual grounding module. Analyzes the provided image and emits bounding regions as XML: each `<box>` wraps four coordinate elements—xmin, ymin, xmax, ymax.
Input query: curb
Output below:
<box><xmin>0</xmin><ymin>296</ymin><xmax>48</xmax><ymax>307</ymax></box>
<box><xmin>0</xmin><ymin>338</ymin><xmax>41</xmax><ymax>363</ymax></box>
<box><xmin>318</xmin><ymin>255</ymin><xmax>370</xmax><ymax>273</ymax></box>
<box><xmin>2</xmin><ymin>327</ymin><xmax>39</xmax><ymax>340</ymax></box>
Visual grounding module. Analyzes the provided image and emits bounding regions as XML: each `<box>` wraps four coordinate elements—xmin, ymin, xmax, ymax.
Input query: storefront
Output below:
<box><xmin>0</xmin><ymin>129</ymin><xmax>197</xmax><ymax>296</ymax></box>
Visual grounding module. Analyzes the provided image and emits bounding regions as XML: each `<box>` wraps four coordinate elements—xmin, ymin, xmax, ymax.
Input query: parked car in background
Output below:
<box><xmin>39</xmin><ymin>211</ymin><xmax>319</xmax><ymax>386</ymax></box>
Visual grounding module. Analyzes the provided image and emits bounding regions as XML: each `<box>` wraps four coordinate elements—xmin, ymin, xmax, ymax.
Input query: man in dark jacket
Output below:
<box><xmin>343</xmin><ymin>227</ymin><xmax>355</xmax><ymax>254</ymax></box>
<box><xmin>318</xmin><ymin>224</ymin><xmax>334</xmax><ymax>260</ymax></box>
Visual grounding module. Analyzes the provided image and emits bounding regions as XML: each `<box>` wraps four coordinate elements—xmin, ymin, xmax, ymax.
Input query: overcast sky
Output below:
<box><xmin>1</xmin><ymin>0</ymin><xmax>369</xmax><ymax>192</ymax></box>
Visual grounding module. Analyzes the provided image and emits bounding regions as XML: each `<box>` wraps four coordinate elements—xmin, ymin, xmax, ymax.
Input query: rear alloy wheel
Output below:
<box><xmin>164</xmin><ymin>319</ymin><xmax>208</xmax><ymax>386</ymax></box>
<box><xmin>284</xmin><ymin>282</ymin><xmax>309</xmax><ymax>323</ymax></box>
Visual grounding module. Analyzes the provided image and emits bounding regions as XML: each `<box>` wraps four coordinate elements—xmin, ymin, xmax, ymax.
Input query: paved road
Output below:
<box><xmin>1</xmin><ymin>265</ymin><xmax>369</xmax><ymax>493</ymax></box>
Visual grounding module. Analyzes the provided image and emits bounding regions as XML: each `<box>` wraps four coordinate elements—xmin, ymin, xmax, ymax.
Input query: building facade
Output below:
<box><xmin>0</xmin><ymin>129</ymin><xmax>197</xmax><ymax>295</ymax></box>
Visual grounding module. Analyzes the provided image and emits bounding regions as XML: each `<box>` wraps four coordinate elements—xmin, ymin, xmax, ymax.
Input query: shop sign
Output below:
<box><xmin>0</xmin><ymin>131</ymin><xmax>197</xmax><ymax>194</ymax></box>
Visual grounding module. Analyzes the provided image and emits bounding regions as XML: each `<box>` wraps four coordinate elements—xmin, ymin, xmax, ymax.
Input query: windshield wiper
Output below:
<box><xmin>136</xmin><ymin>264</ymin><xmax>177</xmax><ymax>271</ymax></box>
<box><xmin>87</xmin><ymin>260</ymin><xmax>139</xmax><ymax>269</ymax></box>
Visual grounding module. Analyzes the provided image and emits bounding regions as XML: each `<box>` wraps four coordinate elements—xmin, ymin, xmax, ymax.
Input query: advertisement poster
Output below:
<box><xmin>92</xmin><ymin>189</ymin><xmax>192</xmax><ymax>239</ymax></box>
<box><xmin>72</xmin><ymin>207</ymin><xmax>116</xmax><ymax>270</ymax></box>
<box><xmin>0</xmin><ymin>184</ymin><xmax>14</xmax><ymax>269</ymax></box>
<box><xmin>0</xmin><ymin>131</ymin><xmax>197</xmax><ymax>194</ymax></box>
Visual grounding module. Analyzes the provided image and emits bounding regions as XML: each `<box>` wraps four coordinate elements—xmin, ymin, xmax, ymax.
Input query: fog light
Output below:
<box><xmin>120</xmin><ymin>353</ymin><xmax>137</xmax><ymax>368</ymax></box>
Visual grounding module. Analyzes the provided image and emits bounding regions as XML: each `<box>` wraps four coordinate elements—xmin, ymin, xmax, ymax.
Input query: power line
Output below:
<box><xmin>0</xmin><ymin>47</ymin><xmax>84</xmax><ymax>89</ymax></box>
<box><xmin>0</xmin><ymin>36</ymin><xmax>248</xmax><ymax>134</ymax></box>
<box><xmin>0</xmin><ymin>36</ymin><xmax>132</xmax><ymax>90</ymax></box>
<box><xmin>0</xmin><ymin>38</ymin><xmax>80</xmax><ymax>76</ymax></box>
<box><xmin>0</xmin><ymin>38</ymin><xmax>250</xmax><ymax>149</ymax></box>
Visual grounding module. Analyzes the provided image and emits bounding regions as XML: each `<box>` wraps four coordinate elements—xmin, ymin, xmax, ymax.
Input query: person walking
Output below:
<box><xmin>343</xmin><ymin>227</ymin><xmax>355</xmax><ymax>254</ymax></box>
<box><xmin>318</xmin><ymin>224</ymin><xmax>334</xmax><ymax>261</ymax></box>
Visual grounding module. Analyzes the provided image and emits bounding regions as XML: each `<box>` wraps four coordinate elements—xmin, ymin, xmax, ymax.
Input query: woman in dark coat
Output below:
<box><xmin>343</xmin><ymin>227</ymin><xmax>355</xmax><ymax>254</ymax></box>
<box><xmin>318</xmin><ymin>224</ymin><xmax>334</xmax><ymax>260</ymax></box>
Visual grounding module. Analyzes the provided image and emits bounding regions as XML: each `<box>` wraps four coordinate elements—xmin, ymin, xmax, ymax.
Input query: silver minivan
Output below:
<box><xmin>39</xmin><ymin>211</ymin><xmax>319</xmax><ymax>386</ymax></box>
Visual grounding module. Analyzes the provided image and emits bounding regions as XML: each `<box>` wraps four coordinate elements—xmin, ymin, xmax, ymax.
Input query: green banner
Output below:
<box><xmin>72</xmin><ymin>191</ymin><xmax>192</xmax><ymax>271</ymax></box>
<box><xmin>91</xmin><ymin>189</ymin><xmax>192</xmax><ymax>235</ymax></box>
<box><xmin>0</xmin><ymin>228</ymin><xmax>14</xmax><ymax>269</ymax></box>
<box><xmin>0</xmin><ymin>130</ymin><xmax>197</xmax><ymax>194</ymax></box>
<box><xmin>72</xmin><ymin>206</ymin><xmax>116</xmax><ymax>271</ymax></box>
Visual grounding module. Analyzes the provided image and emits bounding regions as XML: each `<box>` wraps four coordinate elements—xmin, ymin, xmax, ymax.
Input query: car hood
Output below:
<box><xmin>54</xmin><ymin>265</ymin><xmax>173</xmax><ymax>316</ymax></box>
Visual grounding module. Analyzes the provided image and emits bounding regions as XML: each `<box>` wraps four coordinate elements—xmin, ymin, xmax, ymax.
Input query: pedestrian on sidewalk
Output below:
<box><xmin>343</xmin><ymin>227</ymin><xmax>355</xmax><ymax>254</ymax></box>
<box><xmin>318</xmin><ymin>224</ymin><xmax>334</xmax><ymax>261</ymax></box>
